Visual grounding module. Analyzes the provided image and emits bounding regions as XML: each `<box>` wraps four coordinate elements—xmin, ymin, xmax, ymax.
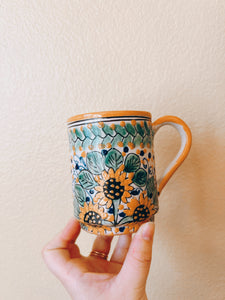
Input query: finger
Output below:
<box><xmin>90</xmin><ymin>235</ymin><xmax>113</xmax><ymax>258</ymax></box>
<box><xmin>110</xmin><ymin>234</ymin><xmax>132</xmax><ymax>264</ymax></box>
<box><xmin>117</xmin><ymin>222</ymin><xmax>155</xmax><ymax>289</ymax></box>
<box><xmin>42</xmin><ymin>217</ymin><xmax>81</xmax><ymax>279</ymax></box>
<box><xmin>68</xmin><ymin>242</ymin><xmax>81</xmax><ymax>259</ymax></box>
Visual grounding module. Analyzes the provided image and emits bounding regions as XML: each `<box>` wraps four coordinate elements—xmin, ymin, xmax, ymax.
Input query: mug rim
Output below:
<box><xmin>67</xmin><ymin>110</ymin><xmax>151</xmax><ymax>123</ymax></box>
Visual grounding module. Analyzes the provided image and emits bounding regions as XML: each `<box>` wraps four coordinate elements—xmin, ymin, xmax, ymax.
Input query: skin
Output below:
<box><xmin>42</xmin><ymin>218</ymin><xmax>155</xmax><ymax>300</ymax></box>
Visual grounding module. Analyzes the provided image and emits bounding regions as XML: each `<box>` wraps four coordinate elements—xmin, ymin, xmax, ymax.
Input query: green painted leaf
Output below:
<box><xmin>102</xmin><ymin>124</ymin><xmax>116</xmax><ymax>136</ymax></box>
<box><xmin>118</xmin><ymin>216</ymin><xmax>133</xmax><ymax>225</ymax></box>
<box><xmin>133</xmin><ymin>168</ymin><xmax>147</xmax><ymax>187</ymax></box>
<box><xmin>75</xmin><ymin>139</ymin><xmax>82</xmax><ymax>151</ymax></box>
<box><xmin>73</xmin><ymin>184</ymin><xmax>86</xmax><ymax>206</ymax></box>
<box><xmin>102</xmin><ymin>220</ymin><xmax>114</xmax><ymax>226</ymax></box>
<box><xmin>150</xmin><ymin>127</ymin><xmax>154</xmax><ymax>138</ymax></box>
<box><xmin>70</xmin><ymin>130</ymin><xmax>77</xmax><ymax>142</ymax></box>
<box><xmin>136</xmin><ymin>123</ymin><xmax>145</xmax><ymax>137</ymax></box>
<box><xmin>91</xmin><ymin>125</ymin><xmax>106</xmax><ymax>137</ymax></box>
<box><xmin>146</xmin><ymin>176</ymin><xmax>156</xmax><ymax>197</ymax></box>
<box><xmin>102</xmin><ymin>135</ymin><xmax>113</xmax><ymax>145</ymax></box>
<box><xmin>115</xmin><ymin>125</ymin><xmax>127</xmax><ymax>137</ymax></box>
<box><xmin>75</xmin><ymin>128</ymin><xmax>85</xmax><ymax>140</ymax></box>
<box><xmin>111</xmin><ymin>134</ymin><xmax>122</xmax><ymax>148</ymax></box>
<box><xmin>70</xmin><ymin>142</ymin><xmax>75</xmax><ymax>152</ymax></box>
<box><xmin>144</xmin><ymin>121</ymin><xmax>150</xmax><ymax>135</ymax></box>
<box><xmin>92</xmin><ymin>136</ymin><xmax>103</xmax><ymax>148</ymax></box>
<box><xmin>143</xmin><ymin>135</ymin><xmax>151</xmax><ymax>147</ymax></box>
<box><xmin>124</xmin><ymin>153</ymin><xmax>141</xmax><ymax>172</ymax></box>
<box><xmin>123</xmin><ymin>134</ymin><xmax>132</xmax><ymax>147</ymax></box>
<box><xmin>78</xmin><ymin>170</ymin><xmax>97</xmax><ymax>189</ymax></box>
<box><xmin>86</xmin><ymin>151</ymin><xmax>104</xmax><ymax>174</ymax></box>
<box><xmin>133</xmin><ymin>133</ymin><xmax>142</xmax><ymax>147</ymax></box>
<box><xmin>105</xmin><ymin>148</ymin><xmax>123</xmax><ymax>171</ymax></box>
<box><xmin>113</xmin><ymin>198</ymin><xmax>120</xmax><ymax>224</ymax></box>
<box><xmin>82</xmin><ymin>126</ymin><xmax>95</xmax><ymax>139</ymax></box>
<box><xmin>125</xmin><ymin>123</ymin><xmax>136</xmax><ymax>136</ymax></box>
<box><xmin>82</xmin><ymin>137</ymin><xmax>92</xmax><ymax>150</ymax></box>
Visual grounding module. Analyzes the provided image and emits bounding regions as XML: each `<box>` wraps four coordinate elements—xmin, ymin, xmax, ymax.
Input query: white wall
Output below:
<box><xmin>0</xmin><ymin>1</ymin><xmax>225</xmax><ymax>299</ymax></box>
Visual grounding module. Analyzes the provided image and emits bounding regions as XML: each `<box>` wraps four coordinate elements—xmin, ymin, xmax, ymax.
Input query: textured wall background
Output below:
<box><xmin>0</xmin><ymin>1</ymin><xmax>225</xmax><ymax>299</ymax></box>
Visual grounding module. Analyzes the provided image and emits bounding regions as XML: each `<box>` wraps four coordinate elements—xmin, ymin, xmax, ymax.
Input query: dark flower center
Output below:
<box><xmin>84</xmin><ymin>211</ymin><xmax>102</xmax><ymax>225</ymax></box>
<box><xmin>133</xmin><ymin>205</ymin><xmax>150</xmax><ymax>222</ymax></box>
<box><xmin>103</xmin><ymin>178</ymin><xmax>124</xmax><ymax>200</ymax></box>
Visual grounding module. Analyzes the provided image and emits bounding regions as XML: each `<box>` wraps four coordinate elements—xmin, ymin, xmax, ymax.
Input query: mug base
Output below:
<box><xmin>80</xmin><ymin>216</ymin><xmax>154</xmax><ymax>236</ymax></box>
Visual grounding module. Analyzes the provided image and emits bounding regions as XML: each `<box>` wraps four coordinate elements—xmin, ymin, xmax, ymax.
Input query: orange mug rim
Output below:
<box><xmin>67</xmin><ymin>110</ymin><xmax>152</xmax><ymax>123</ymax></box>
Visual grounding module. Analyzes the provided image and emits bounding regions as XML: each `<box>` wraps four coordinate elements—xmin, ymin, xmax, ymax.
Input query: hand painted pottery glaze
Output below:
<box><xmin>67</xmin><ymin>111</ymin><xmax>192</xmax><ymax>235</ymax></box>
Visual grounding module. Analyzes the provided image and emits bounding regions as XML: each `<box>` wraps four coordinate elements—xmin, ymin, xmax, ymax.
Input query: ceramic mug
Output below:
<box><xmin>67</xmin><ymin>111</ymin><xmax>192</xmax><ymax>235</ymax></box>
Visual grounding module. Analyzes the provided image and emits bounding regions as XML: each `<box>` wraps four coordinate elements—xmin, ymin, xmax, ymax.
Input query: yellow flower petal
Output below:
<box><xmin>94</xmin><ymin>192</ymin><xmax>104</xmax><ymax>200</ymax></box>
<box><xmin>119</xmin><ymin>172</ymin><xmax>126</xmax><ymax>183</ymax></box>
<box><xmin>115</xmin><ymin>164</ymin><xmax>124</xmax><ymax>177</ymax></box>
<box><xmin>98</xmin><ymin>207</ymin><xmax>104</xmax><ymax>214</ymax></box>
<box><xmin>99</xmin><ymin>198</ymin><xmax>107</xmax><ymax>206</ymax></box>
<box><xmin>128</xmin><ymin>172</ymin><xmax>134</xmax><ymax>180</ymax></box>
<box><xmin>149</xmin><ymin>205</ymin><xmax>156</xmax><ymax>216</ymax></box>
<box><xmin>123</xmin><ymin>191</ymin><xmax>131</xmax><ymax>198</ymax></box>
<box><xmin>121</xmin><ymin>195</ymin><xmax>128</xmax><ymax>203</ymax></box>
<box><xmin>93</xmin><ymin>197</ymin><xmax>98</xmax><ymax>203</ymax></box>
<box><xmin>140</xmin><ymin>193</ymin><xmax>144</xmax><ymax>204</ymax></box>
<box><xmin>123</xmin><ymin>227</ymin><xmax>130</xmax><ymax>234</ymax></box>
<box><xmin>123</xmin><ymin>209</ymin><xmax>133</xmax><ymax>216</ymax></box>
<box><xmin>79</xmin><ymin>212</ymin><xmax>85</xmax><ymax>219</ymax></box>
<box><xmin>125</xmin><ymin>185</ymin><xmax>133</xmax><ymax>191</ymax></box>
<box><xmin>84</xmin><ymin>202</ymin><xmax>88</xmax><ymax>211</ymax></box>
<box><xmin>143</xmin><ymin>196</ymin><xmax>149</xmax><ymax>206</ymax></box>
<box><xmin>95</xmin><ymin>186</ymin><xmax>104</xmax><ymax>192</ymax></box>
<box><xmin>102</xmin><ymin>212</ymin><xmax>108</xmax><ymax>219</ymax></box>
<box><xmin>127</xmin><ymin>198</ymin><xmax>139</xmax><ymax>209</ymax></box>
<box><xmin>118</xmin><ymin>204</ymin><xmax>124</xmax><ymax>210</ymax></box>
<box><xmin>122</xmin><ymin>178</ymin><xmax>132</xmax><ymax>186</ymax></box>
<box><xmin>94</xmin><ymin>175</ymin><xmax>104</xmax><ymax>186</ymax></box>
<box><xmin>102</xmin><ymin>170</ymin><xmax>109</xmax><ymax>181</ymax></box>
<box><xmin>93</xmin><ymin>203</ymin><xmax>99</xmax><ymax>211</ymax></box>
<box><xmin>108</xmin><ymin>168</ymin><xmax>115</xmax><ymax>178</ymax></box>
<box><xmin>106</xmin><ymin>200</ymin><xmax>112</xmax><ymax>208</ymax></box>
<box><xmin>108</xmin><ymin>214</ymin><xmax>114</xmax><ymax>222</ymax></box>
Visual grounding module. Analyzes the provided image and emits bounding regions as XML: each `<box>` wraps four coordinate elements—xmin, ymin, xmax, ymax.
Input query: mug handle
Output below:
<box><xmin>152</xmin><ymin>116</ymin><xmax>192</xmax><ymax>194</ymax></box>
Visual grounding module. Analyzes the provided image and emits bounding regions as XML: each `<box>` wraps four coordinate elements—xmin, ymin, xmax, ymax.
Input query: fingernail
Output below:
<box><xmin>141</xmin><ymin>222</ymin><xmax>155</xmax><ymax>241</ymax></box>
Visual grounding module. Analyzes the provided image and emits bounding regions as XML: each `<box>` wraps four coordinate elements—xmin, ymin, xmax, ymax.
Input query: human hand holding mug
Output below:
<box><xmin>42</xmin><ymin>217</ymin><xmax>155</xmax><ymax>300</ymax></box>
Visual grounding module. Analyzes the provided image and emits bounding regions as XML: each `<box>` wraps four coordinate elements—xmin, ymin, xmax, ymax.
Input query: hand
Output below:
<box><xmin>42</xmin><ymin>218</ymin><xmax>155</xmax><ymax>300</ymax></box>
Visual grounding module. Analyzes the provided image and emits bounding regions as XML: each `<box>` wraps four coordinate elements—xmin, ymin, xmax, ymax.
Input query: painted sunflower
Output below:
<box><xmin>124</xmin><ymin>191</ymin><xmax>156</xmax><ymax>222</ymax></box>
<box><xmin>93</xmin><ymin>164</ymin><xmax>134</xmax><ymax>208</ymax></box>
<box><xmin>79</xmin><ymin>202</ymin><xmax>114</xmax><ymax>234</ymax></box>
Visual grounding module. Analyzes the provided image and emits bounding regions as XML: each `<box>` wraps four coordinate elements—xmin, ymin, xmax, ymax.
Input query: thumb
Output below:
<box><xmin>117</xmin><ymin>222</ymin><xmax>155</xmax><ymax>290</ymax></box>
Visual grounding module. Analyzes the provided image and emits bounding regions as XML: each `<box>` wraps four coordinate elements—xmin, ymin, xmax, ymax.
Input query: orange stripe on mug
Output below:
<box><xmin>152</xmin><ymin>116</ymin><xmax>192</xmax><ymax>194</ymax></box>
